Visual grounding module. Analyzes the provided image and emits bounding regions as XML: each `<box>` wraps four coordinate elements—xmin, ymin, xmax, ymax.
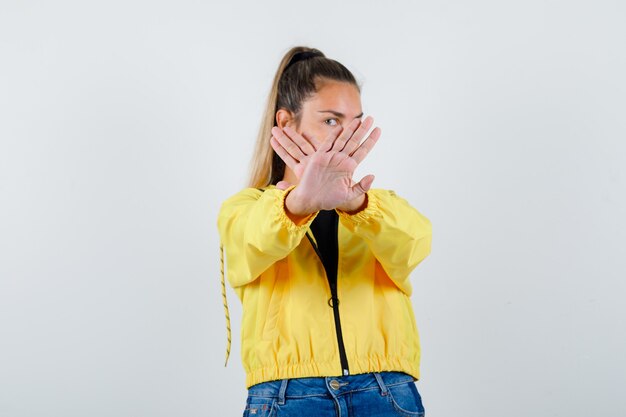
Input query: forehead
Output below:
<box><xmin>304</xmin><ymin>81</ymin><xmax>362</xmax><ymax>116</ymax></box>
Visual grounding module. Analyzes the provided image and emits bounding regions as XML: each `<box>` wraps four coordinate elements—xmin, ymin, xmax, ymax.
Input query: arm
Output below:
<box><xmin>336</xmin><ymin>189</ymin><xmax>432</xmax><ymax>296</ymax></box>
<box><xmin>217</xmin><ymin>186</ymin><xmax>318</xmax><ymax>288</ymax></box>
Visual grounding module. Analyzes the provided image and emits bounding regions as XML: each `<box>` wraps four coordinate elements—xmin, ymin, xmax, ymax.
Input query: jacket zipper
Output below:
<box><xmin>305</xmin><ymin>215</ymin><xmax>350</xmax><ymax>376</ymax></box>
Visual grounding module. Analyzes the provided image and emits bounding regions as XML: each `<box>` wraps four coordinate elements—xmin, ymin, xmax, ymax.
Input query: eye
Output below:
<box><xmin>324</xmin><ymin>118</ymin><xmax>338</xmax><ymax>126</ymax></box>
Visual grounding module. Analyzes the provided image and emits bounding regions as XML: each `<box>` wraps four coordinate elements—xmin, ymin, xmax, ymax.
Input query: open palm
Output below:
<box><xmin>295</xmin><ymin>144</ymin><xmax>365</xmax><ymax>210</ymax></box>
<box><xmin>270</xmin><ymin>116</ymin><xmax>381</xmax><ymax>212</ymax></box>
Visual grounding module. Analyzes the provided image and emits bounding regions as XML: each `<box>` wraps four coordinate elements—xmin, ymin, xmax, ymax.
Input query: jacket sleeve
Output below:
<box><xmin>336</xmin><ymin>189</ymin><xmax>432</xmax><ymax>296</ymax></box>
<box><xmin>217</xmin><ymin>186</ymin><xmax>318</xmax><ymax>288</ymax></box>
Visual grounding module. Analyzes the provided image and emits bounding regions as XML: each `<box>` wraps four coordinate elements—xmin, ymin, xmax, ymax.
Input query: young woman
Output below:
<box><xmin>218</xmin><ymin>46</ymin><xmax>433</xmax><ymax>417</ymax></box>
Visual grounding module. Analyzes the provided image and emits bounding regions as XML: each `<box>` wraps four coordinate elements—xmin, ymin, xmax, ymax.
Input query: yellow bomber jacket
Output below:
<box><xmin>217</xmin><ymin>185</ymin><xmax>432</xmax><ymax>388</ymax></box>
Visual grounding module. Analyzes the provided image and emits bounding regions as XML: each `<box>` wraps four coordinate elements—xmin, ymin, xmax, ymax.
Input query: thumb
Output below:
<box><xmin>348</xmin><ymin>174</ymin><xmax>375</xmax><ymax>199</ymax></box>
<box><xmin>275</xmin><ymin>180</ymin><xmax>293</xmax><ymax>190</ymax></box>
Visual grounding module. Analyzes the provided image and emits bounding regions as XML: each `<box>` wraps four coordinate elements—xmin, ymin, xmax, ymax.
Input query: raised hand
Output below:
<box><xmin>270</xmin><ymin>124</ymin><xmax>329</xmax><ymax>187</ymax></box>
<box><xmin>270</xmin><ymin>116</ymin><xmax>377</xmax><ymax>188</ymax></box>
<box><xmin>271</xmin><ymin>116</ymin><xmax>381</xmax><ymax>215</ymax></box>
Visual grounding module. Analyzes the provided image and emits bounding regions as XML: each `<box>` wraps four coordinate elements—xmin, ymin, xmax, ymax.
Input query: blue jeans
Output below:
<box><xmin>242</xmin><ymin>371</ymin><xmax>425</xmax><ymax>417</ymax></box>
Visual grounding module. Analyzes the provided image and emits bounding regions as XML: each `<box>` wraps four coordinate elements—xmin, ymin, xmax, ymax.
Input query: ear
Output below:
<box><xmin>276</xmin><ymin>108</ymin><xmax>296</xmax><ymax>129</ymax></box>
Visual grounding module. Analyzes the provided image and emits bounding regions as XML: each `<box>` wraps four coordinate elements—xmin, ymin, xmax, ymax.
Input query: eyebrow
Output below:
<box><xmin>318</xmin><ymin>110</ymin><xmax>364</xmax><ymax>119</ymax></box>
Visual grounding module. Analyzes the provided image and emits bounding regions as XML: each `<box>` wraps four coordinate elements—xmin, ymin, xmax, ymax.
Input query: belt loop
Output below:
<box><xmin>373</xmin><ymin>372</ymin><xmax>389</xmax><ymax>396</ymax></box>
<box><xmin>277</xmin><ymin>378</ymin><xmax>289</xmax><ymax>405</ymax></box>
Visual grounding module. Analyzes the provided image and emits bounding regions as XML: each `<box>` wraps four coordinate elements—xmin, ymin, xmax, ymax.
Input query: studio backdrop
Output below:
<box><xmin>1</xmin><ymin>1</ymin><xmax>624</xmax><ymax>416</ymax></box>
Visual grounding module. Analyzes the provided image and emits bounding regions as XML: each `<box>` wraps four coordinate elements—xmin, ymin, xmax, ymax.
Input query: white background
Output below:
<box><xmin>1</xmin><ymin>1</ymin><xmax>625</xmax><ymax>416</ymax></box>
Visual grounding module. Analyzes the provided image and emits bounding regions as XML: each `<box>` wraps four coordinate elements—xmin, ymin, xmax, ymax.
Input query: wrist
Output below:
<box><xmin>336</xmin><ymin>194</ymin><xmax>368</xmax><ymax>214</ymax></box>
<box><xmin>284</xmin><ymin>187</ymin><xmax>317</xmax><ymax>222</ymax></box>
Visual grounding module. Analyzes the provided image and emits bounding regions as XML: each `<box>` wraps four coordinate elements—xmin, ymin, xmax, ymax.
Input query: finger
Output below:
<box><xmin>346</xmin><ymin>174</ymin><xmax>375</xmax><ymax>200</ymax></box>
<box><xmin>301</xmin><ymin>131</ymin><xmax>322</xmax><ymax>151</ymax></box>
<box><xmin>283</xmin><ymin>125</ymin><xmax>316</xmax><ymax>155</ymax></box>
<box><xmin>271</xmin><ymin>126</ymin><xmax>306</xmax><ymax>161</ymax></box>
<box><xmin>342</xmin><ymin>116</ymin><xmax>374</xmax><ymax>156</ymax></box>
<box><xmin>320</xmin><ymin>125</ymin><xmax>343</xmax><ymax>152</ymax></box>
<box><xmin>270</xmin><ymin>136</ymin><xmax>299</xmax><ymax>171</ymax></box>
<box><xmin>351</xmin><ymin>127</ymin><xmax>381</xmax><ymax>164</ymax></box>
<box><xmin>331</xmin><ymin>118</ymin><xmax>360</xmax><ymax>152</ymax></box>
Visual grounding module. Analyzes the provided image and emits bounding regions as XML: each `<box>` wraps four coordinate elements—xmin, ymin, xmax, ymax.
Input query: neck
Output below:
<box><xmin>282</xmin><ymin>167</ymin><xmax>299</xmax><ymax>186</ymax></box>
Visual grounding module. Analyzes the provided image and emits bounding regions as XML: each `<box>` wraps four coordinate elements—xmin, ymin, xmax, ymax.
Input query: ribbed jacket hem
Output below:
<box><xmin>245</xmin><ymin>356</ymin><xmax>420</xmax><ymax>388</ymax></box>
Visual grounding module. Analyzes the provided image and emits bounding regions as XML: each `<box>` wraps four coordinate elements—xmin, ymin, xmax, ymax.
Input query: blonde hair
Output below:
<box><xmin>247</xmin><ymin>46</ymin><xmax>360</xmax><ymax>188</ymax></box>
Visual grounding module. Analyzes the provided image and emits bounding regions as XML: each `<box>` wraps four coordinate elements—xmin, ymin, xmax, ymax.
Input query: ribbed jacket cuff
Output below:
<box><xmin>336</xmin><ymin>190</ymin><xmax>383</xmax><ymax>224</ymax></box>
<box><xmin>276</xmin><ymin>185</ymin><xmax>318</xmax><ymax>230</ymax></box>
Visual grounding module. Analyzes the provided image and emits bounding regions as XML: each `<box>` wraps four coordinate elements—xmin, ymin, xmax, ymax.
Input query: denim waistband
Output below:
<box><xmin>247</xmin><ymin>371</ymin><xmax>415</xmax><ymax>399</ymax></box>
